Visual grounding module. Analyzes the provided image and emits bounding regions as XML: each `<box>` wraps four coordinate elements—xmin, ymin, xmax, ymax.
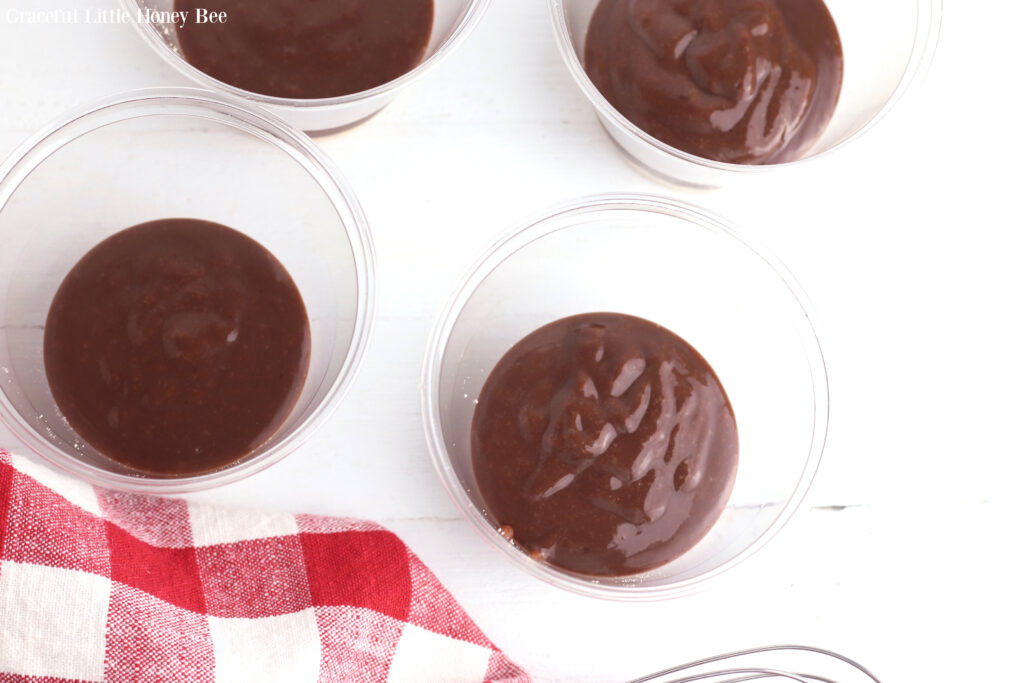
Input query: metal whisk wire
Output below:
<box><xmin>626</xmin><ymin>645</ymin><xmax>883</xmax><ymax>683</ymax></box>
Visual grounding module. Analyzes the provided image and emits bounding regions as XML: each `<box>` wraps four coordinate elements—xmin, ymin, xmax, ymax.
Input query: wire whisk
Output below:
<box><xmin>627</xmin><ymin>645</ymin><xmax>882</xmax><ymax>683</ymax></box>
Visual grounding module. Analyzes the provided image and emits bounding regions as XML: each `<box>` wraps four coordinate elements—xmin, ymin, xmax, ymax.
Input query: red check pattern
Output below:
<box><xmin>0</xmin><ymin>450</ymin><xmax>529</xmax><ymax>682</ymax></box>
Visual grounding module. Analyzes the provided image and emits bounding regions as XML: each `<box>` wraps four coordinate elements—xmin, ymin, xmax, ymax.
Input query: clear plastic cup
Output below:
<box><xmin>549</xmin><ymin>0</ymin><xmax>943</xmax><ymax>187</ymax></box>
<box><xmin>422</xmin><ymin>194</ymin><xmax>829</xmax><ymax>599</ymax></box>
<box><xmin>122</xmin><ymin>0</ymin><xmax>492</xmax><ymax>134</ymax></box>
<box><xmin>0</xmin><ymin>88</ymin><xmax>376</xmax><ymax>493</ymax></box>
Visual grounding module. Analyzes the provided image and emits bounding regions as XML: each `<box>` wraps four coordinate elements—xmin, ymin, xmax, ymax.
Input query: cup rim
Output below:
<box><xmin>421</xmin><ymin>193</ymin><xmax>830</xmax><ymax>600</ymax></box>
<box><xmin>546</xmin><ymin>0</ymin><xmax>943</xmax><ymax>175</ymax></box>
<box><xmin>0</xmin><ymin>87</ymin><xmax>377</xmax><ymax>494</ymax></box>
<box><xmin>120</xmin><ymin>0</ymin><xmax>494</xmax><ymax>110</ymax></box>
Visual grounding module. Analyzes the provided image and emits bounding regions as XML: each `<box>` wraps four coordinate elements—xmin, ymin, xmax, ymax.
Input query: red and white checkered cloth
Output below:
<box><xmin>0</xmin><ymin>449</ymin><xmax>529</xmax><ymax>682</ymax></box>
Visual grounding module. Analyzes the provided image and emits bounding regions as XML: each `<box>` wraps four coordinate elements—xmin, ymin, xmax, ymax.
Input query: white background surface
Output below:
<box><xmin>2</xmin><ymin>0</ymin><xmax>1022</xmax><ymax>680</ymax></box>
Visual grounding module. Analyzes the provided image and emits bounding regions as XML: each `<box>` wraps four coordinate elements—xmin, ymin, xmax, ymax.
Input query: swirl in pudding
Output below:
<box><xmin>471</xmin><ymin>313</ymin><xmax>738</xmax><ymax>576</ymax></box>
<box><xmin>584</xmin><ymin>0</ymin><xmax>842</xmax><ymax>164</ymax></box>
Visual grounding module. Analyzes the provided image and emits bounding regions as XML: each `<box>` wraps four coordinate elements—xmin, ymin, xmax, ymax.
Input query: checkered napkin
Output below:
<box><xmin>0</xmin><ymin>449</ymin><xmax>529</xmax><ymax>682</ymax></box>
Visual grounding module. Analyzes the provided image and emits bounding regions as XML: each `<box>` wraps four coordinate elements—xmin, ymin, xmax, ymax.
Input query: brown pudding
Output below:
<box><xmin>584</xmin><ymin>0</ymin><xmax>843</xmax><ymax>164</ymax></box>
<box><xmin>43</xmin><ymin>218</ymin><xmax>310</xmax><ymax>476</ymax></box>
<box><xmin>471</xmin><ymin>313</ymin><xmax>738</xmax><ymax>576</ymax></box>
<box><xmin>174</xmin><ymin>0</ymin><xmax>434</xmax><ymax>99</ymax></box>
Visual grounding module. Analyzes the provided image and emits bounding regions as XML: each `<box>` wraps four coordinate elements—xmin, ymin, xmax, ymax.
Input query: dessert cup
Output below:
<box><xmin>549</xmin><ymin>0</ymin><xmax>943</xmax><ymax>187</ymax></box>
<box><xmin>422</xmin><ymin>194</ymin><xmax>829</xmax><ymax>599</ymax></box>
<box><xmin>0</xmin><ymin>88</ymin><xmax>376</xmax><ymax>493</ymax></box>
<box><xmin>122</xmin><ymin>0</ymin><xmax>492</xmax><ymax>134</ymax></box>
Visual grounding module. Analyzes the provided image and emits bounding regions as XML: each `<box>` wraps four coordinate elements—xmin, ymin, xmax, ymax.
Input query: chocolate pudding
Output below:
<box><xmin>43</xmin><ymin>218</ymin><xmax>310</xmax><ymax>476</ymax></box>
<box><xmin>471</xmin><ymin>313</ymin><xmax>738</xmax><ymax>576</ymax></box>
<box><xmin>584</xmin><ymin>0</ymin><xmax>843</xmax><ymax>164</ymax></box>
<box><xmin>174</xmin><ymin>0</ymin><xmax>434</xmax><ymax>99</ymax></box>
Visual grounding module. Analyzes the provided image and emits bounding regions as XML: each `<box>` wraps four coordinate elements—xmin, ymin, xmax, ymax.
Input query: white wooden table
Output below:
<box><xmin>2</xmin><ymin>1</ymin><xmax>1021</xmax><ymax>680</ymax></box>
